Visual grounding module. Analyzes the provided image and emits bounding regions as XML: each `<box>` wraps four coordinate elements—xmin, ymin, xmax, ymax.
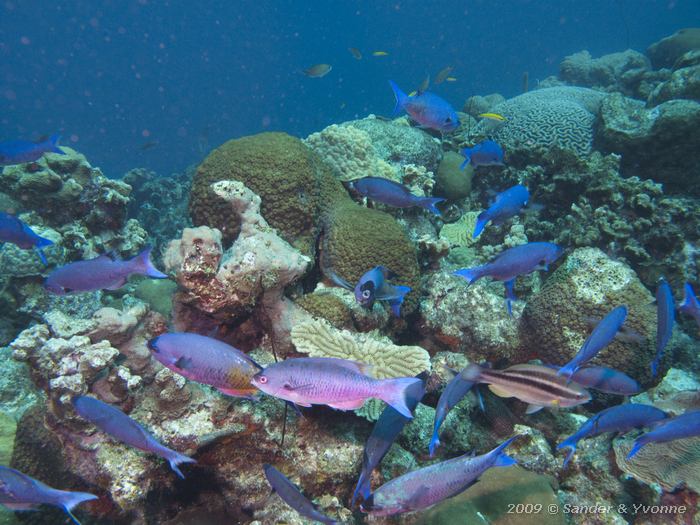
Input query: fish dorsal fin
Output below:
<box><xmin>300</xmin><ymin>357</ymin><xmax>374</xmax><ymax>377</ymax></box>
<box><xmin>98</xmin><ymin>250</ymin><xmax>119</xmax><ymax>261</ymax></box>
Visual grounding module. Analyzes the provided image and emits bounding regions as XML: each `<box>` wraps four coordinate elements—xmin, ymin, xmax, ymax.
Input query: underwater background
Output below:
<box><xmin>1</xmin><ymin>0</ymin><xmax>700</xmax><ymax>524</ymax></box>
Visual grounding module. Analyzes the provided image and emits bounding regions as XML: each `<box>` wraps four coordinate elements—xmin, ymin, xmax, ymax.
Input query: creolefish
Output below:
<box><xmin>429</xmin><ymin>366</ymin><xmax>477</xmax><ymax>456</ymax></box>
<box><xmin>0</xmin><ymin>133</ymin><xmax>65</xmax><ymax>166</ymax></box>
<box><xmin>347</xmin><ymin>176</ymin><xmax>445</xmax><ymax>216</ymax></box>
<box><xmin>329</xmin><ymin>265</ymin><xmax>411</xmax><ymax>317</ymax></box>
<box><xmin>627</xmin><ymin>410</ymin><xmax>700</xmax><ymax>458</ymax></box>
<box><xmin>651</xmin><ymin>279</ymin><xmax>674</xmax><ymax>377</ymax></box>
<box><xmin>388</xmin><ymin>80</ymin><xmax>459</xmax><ymax>132</ymax></box>
<box><xmin>472</xmin><ymin>184</ymin><xmax>529</xmax><ymax>239</ymax></box>
<box><xmin>460</xmin><ymin>140</ymin><xmax>504</xmax><ymax>169</ymax></box>
<box><xmin>0</xmin><ymin>211</ymin><xmax>53</xmax><ymax>264</ymax></box>
<box><xmin>264</xmin><ymin>464</ymin><xmax>339</xmax><ymax>524</ymax></box>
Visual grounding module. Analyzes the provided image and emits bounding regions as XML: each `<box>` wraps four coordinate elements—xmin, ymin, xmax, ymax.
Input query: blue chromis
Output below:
<box><xmin>557</xmin><ymin>404</ymin><xmax>668</xmax><ymax>467</ymax></box>
<box><xmin>454</xmin><ymin>242</ymin><xmax>563</xmax><ymax>315</ymax></box>
<box><xmin>460</xmin><ymin>140</ymin><xmax>504</xmax><ymax>169</ymax></box>
<box><xmin>651</xmin><ymin>279</ymin><xmax>674</xmax><ymax>377</ymax></box>
<box><xmin>352</xmin><ymin>376</ymin><xmax>426</xmax><ymax>506</ymax></box>
<box><xmin>472</xmin><ymin>184</ymin><xmax>530</xmax><ymax>239</ymax></box>
<box><xmin>0</xmin><ymin>466</ymin><xmax>96</xmax><ymax>525</ymax></box>
<box><xmin>0</xmin><ymin>211</ymin><xmax>53</xmax><ymax>264</ymax></box>
<box><xmin>250</xmin><ymin>357</ymin><xmax>422</xmax><ymax>418</ymax></box>
<box><xmin>147</xmin><ymin>332</ymin><xmax>262</xmax><ymax>398</ymax></box>
<box><xmin>388</xmin><ymin>80</ymin><xmax>459</xmax><ymax>132</ymax></box>
<box><xmin>429</xmin><ymin>366</ymin><xmax>476</xmax><ymax>457</ymax></box>
<box><xmin>680</xmin><ymin>282</ymin><xmax>700</xmax><ymax>328</ymax></box>
<box><xmin>0</xmin><ymin>134</ymin><xmax>65</xmax><ymax>166</ymax></box>
<box><xmin>329</xmin><ymin>265</ymin><xmax>411</xmax><ymax>317</ymax></box>
<box><xmin>558</xmin><ymin>305</ymin><xmax>628</xmax><ymax>381</ymax></box>
<box><xmin>627</xmin><ymin>410</ymin><xmax>700</xmax><ymax>459</ymax></box>
<box><xmin>347</xmin><ymin>176</ymin><xmax>445</xmax><ymax>216</ymax></box>
<box><xmin>44</xmin><ymin>245</ymin><xmax>167</xmax><ymax>294</ymax></box>
<box><xmin>361</xmin><ymin>436</ymin><xmax>519</xmax><ymax>516</ymax></box>
<box><xmin>263</xmin><ymin>464</ymin><xmax>339</xmax><ymax>524</ymax></box>
<box><xmin>73</xmin><ymin>396</ymin><xmax>195</xmax><ymax>479</ymax></box>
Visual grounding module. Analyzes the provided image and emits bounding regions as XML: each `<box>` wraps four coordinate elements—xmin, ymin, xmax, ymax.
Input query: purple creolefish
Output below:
<box><xmin>557</xmin><ymin>404</ymin><xmax>668</xmax><ymax>467</ymax></box>
<box><xmin>361</xmin><ymin>435</ymin><xmax>520</xmax><ymax>516</ymax></box>
<box><xmin>564</xmin><ymin>365</ymin><xmax>641</xmax><ymax>396</ymax></box>
<box><xmin>627</xmin><ymin>410</ymin><xmax>700</xmax><ymax>459</ymax></box>
<box><xmin>679</xmin><ymin>283</ymin><xmax>700</xmax><ymax>328</ymax></box>
<box><xmin>651</xmin><ymin>279</ymin><xmax>674</xmax><ymax>377</ymax></box>
<box><xmin>44</xmin><ymin>245</ymin><xmax>167</xmax><ymax>294</ymax></box>
<box><xmin>0</xmin><ymin>465</ymin><xmax>97</xmax><ymax>525</ymax></box>
<box><xmin>454</xmin><ymin>242</ymin><xmax>563</xmax><ymax>315</ymax></box>
<box><xmin>72</xmin><ymin>396</ymin><xmax>195</xmax><ymax>479</ymax></box>
<box><xmin>388</xmin><ymin>80</ymin><xmax>459</xmax><ymax>132</ymax></box>
<box><xmin>0</xmin><ymin>133</ymin><xmax>65</xmax><ymax>166</ymax></box>
<box><xmin>473</xmin><ymin>184</ymin><xmax>529</xmax><ymax>239</ymax></box>
<box><xmin>264</xmin><ymin>464</ymin><xmax>339</xmax><ymax>524</ymax></box>
<box><xmin>429</xmin><ymin>367</ymin><xmax>477</xmax><ymax>457</ymax></box>
<box><xmin>460</xmin><ymin>140</ymin><xmax>504</xmax><ymax>169</ymax></box>
<box><xmin>0</xmin><ymin>211</ymin><xmax>53</xmax><ymax>265</ymax></box>
<box><xmin>250</xmin><ymin>357</ymin><xmax>422</xmax><ymax>419</ymax></box>
<box><xmin>147</xmin><ymin>332</ymin><xmax>262</xmax><ymax>398</ymax></box>
<box><xmin>347</xmin><ymin>176</ymin><xmax>445</xmax><ymax>216</ymax></box>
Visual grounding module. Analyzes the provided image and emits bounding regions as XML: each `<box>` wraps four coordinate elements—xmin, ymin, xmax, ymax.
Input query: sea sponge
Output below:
<box><xmin>520</xmin><ymin>247</ymin><xmax>663</xmax><ymax>388</ymax></box>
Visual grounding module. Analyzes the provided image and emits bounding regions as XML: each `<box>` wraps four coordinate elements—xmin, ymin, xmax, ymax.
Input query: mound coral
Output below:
<box><xmin>435</xmin><ymin>151</ymin><xmax>473</xmax><ymax>201</ymax></box>
<box><xmin>559</xmin><ymin>49</ymin><xmax>650</xmax><ymax>96</ymax></box>
<box><xmin>646</xmin><ymin>28</ymin><xmax>700</xmax><ymax>69</ymax></box>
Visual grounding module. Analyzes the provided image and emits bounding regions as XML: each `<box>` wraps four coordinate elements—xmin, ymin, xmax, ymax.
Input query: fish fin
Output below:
<box><xmin>378</xmin><ymin>377</ymin><xmax>422</xmax><ymax>418</ymax></box>
<box><xmin>559</xmin><ymin>445</ymin><xmax>576</xmax><ymax>468</ymax></box>
<box><xmin>48</xmin><ymin>134</ymin><xmax>66</xmax><ymax>155</ymax></box>
<box><xmin>174</xmin><ymin>356</ymin><xmax>193</xmax><ymax>370</ymax></box>
<box><xmin>626</xmin><ymin>440</ymin><xmax>645</xmax><ymax>459</ymax></box>
<box><xmin>679</xmin><ymin>283</ymin><xmax>698</xmax><ymax>314</ymax></box>
<box><xmin>216</xmin><ymin>387</ymin><xmax>259</xmax><ymax>399</ymax></box>
<box><xmin>453</xmin><ymin>266</ymin><xmax>484</xmax><ymax>285</ymax></box>
<box><xmin>556</xmin><ymin>363</ymin><xmax>576</xmax><ymax>382</ymax></box>
<box><xmin>388</xmin><ymin>80</ymin><xmax>408</xmax><ymax>117</ymax></box>
<box><xmin>650</xmin><ymin>357</ymin><xmax>660</xmax><ymax>378</ymax></box>
<box><xmin>459</xmin><ymin>363</ymin><xmax>483</xmax><ymax>383</ymax></box>
<box><xmin>419</xmin><ymin>197</ymin><xmax>445</xmax><ymax>216</ymax></box>
<box><xmin>386</xmin><ymin>285</ymin><xmax>411</xmax><ymax>317</ymax></box>
<box><xmin>504</xmin><ymin>280</ymin><xmax>516</xmax><ymax>317</ymax></box>
<box><xmin>130</xmin><ymin>245</ymin><xmax>168</xmax><ymax>279</ymax></box>
<box><xmin>286</xmin><ymin>401</ymin><xmax>304</xmax><ymax>417</ymax></box>
<box><xmin>491</xmin><ymin>435</ymin><xmax>520</xmax><ymax>466</ymax></box>
<box><xmin>35</xmin><ymin>247</ymin><xmax>48</xmax><ymax>266</ymax></box>
<box><xmin>459</xmin><ymin>149</ymin><xmax>471</xmax><ymax>170</ymax></box>
<box><xmin>487</xmin><ymin>384</ymin><xmax>514</xmax><ymax>398</ymax></box>
<box><xmin>104</xmin><ymin>278</ymin><xmax>128</xmax><ymax>290</ymax></box>
<box><xmin>475</xmin><ymin>385</ymin><xmax>486</xmax><ymax>412</ymax></box>
<box><xmin>428</xmin><ymin>429</ymin><xmax>441</xmax><ymax>457</ymax></box>
<box><xmin>472</xmin><ymin>212</ymin><xmax>489</xmax><ymax>239</ymax></box>
<box><xmin>60</xmin><ymin>491</ymin><xmax>98</xmax><ymax>513</ymax></box>
<box><xmin>326</xmin><ymin>268</ymin><xmax>353</xmax><ymax>291</ymax></box>
<box><xmin>494</xmin><ymin>454</ymin><xmax>517</xmax><ymax>467</ymax></box>
<box><xmin>351</xmin><ymin>472</ymin><xmax>371</xmax><ymax>507</ymax></box>
<box><xmin>167</xmin><ymin>451</ymin><xmax>196</xmax><ymax>479</ymax></box>
<box><xmin>525</xmin><ymin>404</ymin><xmax>544</xmax><ymax>414</ymax></box>
<box><xmin>327</xmin><ymin>399</ymin><xmax>366</xmax><ymax>410</ymax></box>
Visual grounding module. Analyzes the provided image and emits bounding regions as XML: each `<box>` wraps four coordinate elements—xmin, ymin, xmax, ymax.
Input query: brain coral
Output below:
<box><xmin>474</xmin><ymin>87</ymin><xmax>605</xmax><ymax>159</ymax></box>
<box><xmin>520</xmin><ymin>247</ymin><xmax>663</xmax><ymax>388</ymax></box>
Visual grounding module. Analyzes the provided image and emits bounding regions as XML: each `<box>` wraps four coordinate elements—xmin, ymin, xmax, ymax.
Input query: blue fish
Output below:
<box><xmin>347</xmin><ymin>177</ymin><xmax>445</xmax><ymax>216</ymax></box>
<box><xmin>429</xmin><ymin>367</ymin><xmax>476</xmax><ymax>457</ymax></box>
<box><xmin>73</xmin><ymin>396</ymin><xmax>195</xmax><ymax>479</ymax></box>
<box><xmin>558</xmin><ymin>404</ymin><xmax>668</xmax><ymax>467</ymax></box>
<box><xmin>679</xmin><ymin>283</ymin><xmax>700</xmax><ymax>328</ymax></box>
<box><xmin>558</xmin><ymin>305</ymin><xmax>628</xmax><ymax>381</ymax></box>
<box><xmin>628</xmin><ymin>410</ymin><xmax>700</xmax><ymax>459</ymax></box>
<box><xmin>263</xmin><ymin>464</ymin><xmax>339</xmax><ymax>525</ymax></box>
<box><xmin>44</xmin><ymin>245</ymin><xmax>167</xmax><ymax>295</ymax></box>
<box><xmin>651</xmin><ymin>279</ymin><xmax>674</xmax><ymax>377</ymax></box>
<box><xmin>460</xmin><ymin>140</ymin><xmax>504</xmax><ymax>169</ymax></box>
<box><xmin>0</xmin><ymin>134</ymin><xmax>65</xmax><ymax>166</ymax></box>
<box><xmin>352</xmin><ymin>376</ymin><xmax>426</xmax><ymax>506</ymax></box>
<box><xmin>388</xmin><ymin>80</ymin><xmax>459</xmax><ymax>132</ymax></box>
<box><xmin>473</xmin><ymin>184</ymin><xmax>529</xmax><ymax>239</ymax></box>
<box><xmin>0</xmin><ymin>211</ymin><xmax>53</xmax><ymax>264</ymax></box>
<box><xmin>565</xmin><ymin>365</ymin><xmax>641</xmax><ymax>396</ymax></box>
<box><xmin>0</xmin><ymin>465</ymin><xmax>97</xmax><ymax>525</ymax></box>
<box><xmin>329</xmin><ymin>266</ymin><xmax>411</xmax><ymax>317</ymax></box>
<box><xmin>454</xmin><ymin>242</ymin><xmax>563</xmax><ymax>315</ymax></box>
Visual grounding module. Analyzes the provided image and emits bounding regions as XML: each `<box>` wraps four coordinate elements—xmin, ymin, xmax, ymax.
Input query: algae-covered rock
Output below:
<box><xmin>295</xmin><ymin>291</ymin><xmax>354</xmax><ymax>329</ymax></box>
<box><xmin>133</xmin><ymin>278</ymin><xmax>178</xmax><ymax>317</ymax></box>
<box><xmin>646</xmin><ymin>28</ymin><xmax>700</xmax><ymax>69</ymax></box>
<box><xmin>647</xmin><ymin>64</ymin><xmax>700</xmax><ymax>105</ymax></box>
<box><xmin>435</xmin><ymin>151</ymin><xmax>472</xmax><ymax>200</ymax></box>
<box><xmin>559</xmin><ymin>49</ymin><xmax>650</xmax><ymax>94</ymax></box>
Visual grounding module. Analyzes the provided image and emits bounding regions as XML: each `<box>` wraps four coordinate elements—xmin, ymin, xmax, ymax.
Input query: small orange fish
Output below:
<box><xmin>303</xmin><ymin>63</ymin><xmax>332</xmax><ymax>78</ymax></box>
<box><xmin>372</xmin><ymin>51</ymin><xmax>389</xmax><ymax>57</ymax></box>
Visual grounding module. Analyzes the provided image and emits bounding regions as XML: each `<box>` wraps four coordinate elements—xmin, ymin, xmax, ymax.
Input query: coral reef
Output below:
<box><xmin>646</xmin><ymin>28</ymin><xmax>700</xmax><ymax>69</ymax></box>
<box><xmin>559</xmin><ymin>49</ymin><xmax>652</xmax><ymax>97</ymax></box>
<box><xmin>647</xmin><ymin>63</ymin><xmax>700</xmax><ymax>105</ymax></box>
<box><xmin>434</xmin><ymin>151</ymin><xmax>472</xmax><ymax>201</ymax></box>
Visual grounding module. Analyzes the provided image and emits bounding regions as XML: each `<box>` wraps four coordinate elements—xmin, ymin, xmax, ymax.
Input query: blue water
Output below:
<box><xmin>0</xmin><ymin>0</ymin><xmax>697</xmax><ymax>176</ymax></box>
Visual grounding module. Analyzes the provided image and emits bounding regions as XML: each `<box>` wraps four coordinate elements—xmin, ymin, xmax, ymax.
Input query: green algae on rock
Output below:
<box><xmin>435</xmin><ymin>150</ymin><xmax>472</xmax><ymax>201</ymax></box>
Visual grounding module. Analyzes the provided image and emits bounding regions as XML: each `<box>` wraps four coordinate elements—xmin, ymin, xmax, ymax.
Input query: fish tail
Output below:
<box><xmin>492</xmin><ymin>435</ymin><xmax>520</xmax><ymax>467</ymax></box>
<box><xmin>35</xmin><ymin>247</ymin><xmax>48</xmax><ymax>266</ymax></box>
<box><xmin>131</xmin><ymin>245</ymin><xmax>168</xmax><ymax>279</ymax></box>
<box><xmin>556</xmin><ymin>363</ymin><xmax>576</xmax><ymax>382</ymax></box>
<box><xmin>680</xmin><ymin>283</ymin><xmax>697</xmax><ymax>313</ymax></box>
<box><xmin>60</xmin><ymin>491</ymin><xmax>98</xmax><ymax>521</ymax></box>
<box><xmin>388</xmin><ymin>80</ymin><xmax>408</xmax><ymax>117</ymax></box>
<box><xmin>377</xmin><ymin>377</ymin><xmax>422</xmax><ymax>419</ymax></box>
<box><xmin>388</xmin><ymin>285</ymin><xmax>411</xmax><ymax>317</ymax></box>
<box><xmin>650</xmin><ymin>356</ymin><xmax>660</xmax><ymax>378</ymax></box>
<box><xmin>561</xmin><ymin>445</ymin><xmax>576</xmax><ymax>468</ymax></box>
<box><xmin>626</xmin><ymin>438</ymin><xmax>647</xmax><ymax>459</ymax></box>
<box><xmin>459</xmin><ymin>363</ymin><xmax>483</xmax><ymax>383</ymax></box>
<box><xmin>351</xmin><ymin>472</ymin><xmax>371</xmax><ymax>507</ymax></box>
<box><xmin>453</xmin><ymin>266</ymin><xmax>485</xmax><ymax>285</ymax></box>
<box><xmin>459</xmin><ymin>149</ymin><xmax>471</xmax><ymax>170</ymax></box>
<box><xmin>167</xmin><ymin>451</ymin><xmax>196</xmax><ymax>479</ymax></box>
<box><xmin>428</xmin><ymin>428</ymin><xmax>441</xmax><ymax>457</ymax></box>
<box><xmin>472</xmin><ymin>212</ymin><xmax>489</xmax><ymax>239</ymax></box>
<box><xmin>419</xmin><ymin>197</ymin><xmax>445</xmax><ymax>216</ymax></box>
<box><xmin>48</xmin><ymin>133</ymin><xmax>66</xmax><ymax>155</ymax></box>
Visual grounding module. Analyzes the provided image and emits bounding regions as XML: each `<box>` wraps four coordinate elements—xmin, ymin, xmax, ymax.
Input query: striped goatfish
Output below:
<box><xmin>460</xmin><ymin>363</ymin><xmax>591</xmax><ymax>414</ymax></box>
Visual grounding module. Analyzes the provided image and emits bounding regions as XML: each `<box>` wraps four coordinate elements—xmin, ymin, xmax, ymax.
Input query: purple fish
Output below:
<box><xmin>361</xmin><ymin>436</ymin><xmax>519</xmax><ymax>516</ymax></box>
<box><xmin>566</xmin><ymin>365</ymin><xmax>641</xmax><ymax>396</ymax></box>
<box><xmin>557</xmin><ymin>404</ymin><xmax>668</xmax><ymax>467</ymax></box>
<box><xmin>263</xmin><ymin>464</ymin><xmax>339</xmax><ymax>525</ymax></box>
<box><xmin>352</xmin><ymin>376</ymin><xmax>426</xmax><ymax>506</ymax></box>
<box><xmin>44</xmin><ymin>245</ymin><xmax>167</xmax><ymax>294</ymax></box>
<box><xmin>0</xmin><ymin>211</ymin><xmax>53</xmax><ymax>264</ymax></box>
<box><xmin>559</xmin><ymin>305</ymin><xmax>628</xmax><ymax>381</ymax></box>
<box><xmin>73</xmin><ymin>396</ymin><xmax>195</xmax><ymax>479</ymax></box>
<box><xmin>389</xmin><ymin>80</ymin><xmax>459</xmax><ymax>132</ymax></box>
<box><xmin>651</xmin><ymin>279</ymin><xmax>674</xmax><ymax>377</ymax></box>
<box><xmin>679</xmin><ymin>283</ymin><xmax>700</xmax><ymax>328</ymax></box>
<box><xmin>429</xmin><ymin>367</ymin><xmax>476</xmax><ymax>457</ymax></box>
<box><xmin>628</xmin><ymin>410</ymin><xmax>700</xmax><ymax>458</ymax></box>
<box><xmin>473</xmin><ymin>184</ymin><xmax>529</xmax><ymax>239</ymax></box>
<box><xmin>0</xmin><ymin>466</ymin><xmax>96</xmax><ymax>525</ymax></box>
<box><xmin>460</xmin><ymin>140</ymin><xmax>504</xmax><ymax>169</ymax></box>
<box><xmin>454</xmin><ymin>242</ymin><xmax>563</xmax><ymax>315</ymax></box>
<box><xmin>147</xmin><ymin>332</ymin><xmax>262</xmax><ymax>398</ymax></box>
<box><xmin>0</xmin><ymin>134</ymin><xmax>65</xmax><ymax>166</ymax></box>
<box><xmin>347</xmin><ymin>176</ymin><xmax>445</xmax><ymax>216</ymax></box>
<box><xmin>250</xmin><ymin>357</ymin><xmax>422</xmax><ymax>419</ymax></box>
<box><xmin>329</xmin><ymin>265</ymin><xmax>411</xmax><ymax>317</ymax></box>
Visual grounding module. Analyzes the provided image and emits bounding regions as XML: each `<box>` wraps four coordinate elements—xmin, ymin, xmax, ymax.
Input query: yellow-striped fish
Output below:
<box><xmin>372</xmin><ymin>51</ymin><xmax>389</xmax><ymax>57</ymax></box>
<box><xmin>446</xmin><ymin>76</ymin><xmax>457</xmax><ymax>82</ymax></box>
<box><xmin>478</xmin><ymin>112</ymin><xmax>507</xmax><ymax>122</ymax></box>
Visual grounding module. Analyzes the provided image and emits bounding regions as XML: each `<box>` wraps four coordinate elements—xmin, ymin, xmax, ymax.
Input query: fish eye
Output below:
<box><xmin>258</xmin><ymin>375</ymin><xmax>268</xmax><ymax>384</ymax></box>
<box><xmin>362</xmin><ymin>290</ymin><xmax>372</xmax><ymax>299</ymax></box>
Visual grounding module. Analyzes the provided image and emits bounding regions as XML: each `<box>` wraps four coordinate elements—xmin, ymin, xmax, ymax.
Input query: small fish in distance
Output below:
<box><xmin>73</xmin><ymin>396</ymin><xmax>195</xmax><ymax>478</ymax></box>
<box><xmin>679</xmin><ymin>283</ymin><xmax>700</xmax><ymax>328</ymax></box>
<box><xmin>557</xmin><ymin>404</ymin><xmax>668</xmax><ymax>467</ymax></box>
<box><xmin>348</xmin><ymin>47</ymin><xmax>362</xmax><ymax>60</ymax></box>
<box><xmin>651</xmin><ymin>279</ymin><xmax>674</xmax><ymax>377</ymax></box>
<box><xmin>0</xmin><ymin>466</ymin><xmax>96</xmax><ymax>525</ymax></box>
<box><xmin>558</xmin><ymin>305</ymin><xmax>628</xmax><ymax>381</ymax></box>
<box><xmin>388</xmin><ymin>80</ymin><xmax>459</xmax><ymax>132</ymax></box>
<box><xmin>347</xmin><ymin>176</ymin><xmax>445</xmax><ymax>216</ymax></box>
<box><xmin>627</xmin><ymin>410</ymin><xmax>700</xmax><ymax>459</ymax></box>
<box><xmin>44</xmin><ymin>245</ymin><xmax>167</xmax><ymax>294</ymax></box>
<box><xmin>264</xmin><ymin>464</ymin><xmax>339</xmax><ymax>524</ymax></box>
<box><xmin>460</xmin><ymin>140</ymin><xmax>504</xmax><ymax>169</ymax></box>
<box><xmin>251</xmin><ymin>357</ymin><xmax>422</xmax><ymax>418</ymax></box>
<box><xmin>434</xmin><ymin>66</ymin><xmax>453</xmax><ymax>85</ymax></box>
<box><xmin>0</xmin><ymin>133</ymin><xmax>65</xmax><ymax>166</ymax></box>
<box><xmin>429</xmin><ymin>366</ymin><xmax>476</xmax><ymax>456</ymax></box>
<box><xmin>303</xmin><ymin>63</ymin><xmax>332</xmax><ymax>78</ymax></box>
<box><xmin>361</xmin><ymin>436</ymin><xmax>520</xmax><ymax>516</ymax></box>
<box><xmin>0</xmin><ymin>211</ymin><xmax>53</xmax><ymax>264</ymax></box>
<box><xmin>328</xmin><ymin>265</ymin><xmax>411</xmax><ymax>317</ymax></box>
<box><xmin>477</xmin><ymin>112</ymin><xmax>507</xmax><ymax>122</ymax></box>
<box><xmin>147</xmin><ymin>332</ymin><xmax>262</xmax><ymax>398</ymax></box>
<box><xmin>472</xmin><ymin>184</ymin><xmax>529</xmax><ymax>239</ymax></box>
<box><xmin>454</xmin><ymin>242</ymin><xmax>563</xmax><ymax>315</ymax></box>
<box><xmin>372</xmin><ymin>51</ymin><xmax>389</xmax><ymax>56</ymax></box>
